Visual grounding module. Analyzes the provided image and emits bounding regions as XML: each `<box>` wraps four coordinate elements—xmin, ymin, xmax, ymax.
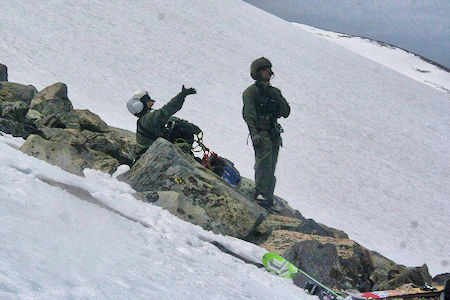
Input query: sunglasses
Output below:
<box><xmin>141</xmin><ymin>94</ymin><xmax>155</xmax><ymax>103</ymax></box>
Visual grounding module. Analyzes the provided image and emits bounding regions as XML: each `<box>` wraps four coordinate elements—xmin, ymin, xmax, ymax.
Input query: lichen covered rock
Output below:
<box><xmin>20</xmin><ymin>134</ymin><xmax>119</xmax><ymax>176</ymax></box>
<box><xmin>26</xmin><ymin>82</ymin><xmax>72</xmax><ymax>125</ymax></box>
<box><xmin>120</xmin><ymin>138</ymin><xmax>266</xmax><ymax>238</ymax></box>
<box><xmin>0</xmin><ymin>82</ymin><xmax>36</xmax><ymax>121</ymax></box>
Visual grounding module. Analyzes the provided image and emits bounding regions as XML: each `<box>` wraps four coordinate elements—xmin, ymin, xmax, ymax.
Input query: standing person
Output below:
<box><xmin>127</xmin><ymin>85</ymin><xmax>197</xmax><ymax>162</ymax></box>
<box><xmin>242</xmin><ymin>57</ymin><xmax>290</xmax><ymax>210</ymax></box>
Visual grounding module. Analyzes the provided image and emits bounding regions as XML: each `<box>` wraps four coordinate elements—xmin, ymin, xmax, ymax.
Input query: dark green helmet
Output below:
<box><xmin>250</xmin><ymin>57</ymin><xmax>272</xmax><ymax>80</ymax></box>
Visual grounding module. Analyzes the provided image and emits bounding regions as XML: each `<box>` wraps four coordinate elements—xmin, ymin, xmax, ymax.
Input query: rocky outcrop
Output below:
<box><xmin>120</xmin><ymin>138</ymin><xmax>267</xmax><ymax>238</ymax></box>
<box><xmin>433</xmin><ymin>273</ymin><xmax>450</xmax><ymax>285</ymax></box>
<box><xmin>82</xmin><ymin>126</ymin><xmax>136</xmax><ymax>166</ymax></box>
<box><xmin>26</xmin><ymin>82</ymin><xmax>72</xmax><ymax>125</ymax></box>
<box><xmin>73</xmin><ymin>109</ymin><xmax>109</xmax><ymax>132</ymax></box>
<box><xmin>24</xmin><ymin>82</ymin><xmax>110</xmax><ymax>133</ymax></box>
<box><xmin>0</xmin><ymin>81</ymin><xmax>38</xmax><ymax>138</ymax></box>
<box><xmin>369</xmin><ymin>250</ymin><xmax>437</xmax><ymax>290</ymax></box>
<box><xmin>135</xmin><ymin>190</ymin><xmax>211</xmax><ymax>227</ymax></box>
<box><xmin>20</xmin><ymin>134</ymin><xmax>120</xmax><ymax>176</ymax></box>
<box><xmin>0</xmin><ymin>117</ymin><xmax>40</xmax><ymax>138</ymax></box>
<box><xmin>0</xmin><ymin>80</ymin><xmax>137</xmax><ymax>174</ymax></box>
<box><xmin>117</xmin><ymin>138</ymin><xmax>369</xmax><ymax>287</ymax></box>
<box><xmin>249</xmin><ymin>214</ymin><xmax>348</xmax><ymax>245</ymax></box>
<box><xmin>369</xmin><ymin>250</ymin><xmax>400</xmax><ymax>290</ymax></box>
<box><xmin>260</xmin><ymin>231</ymin><xmax>373</xmax><ymax>291</ymax></box>
<box><xmin>375</xmin><ymin>264</ymin><xmax>433</xmax><ymax>291</ymax></box>
<box><xmin>0</xmin><ymin>82</ymin><xmax>36</xmax><ymax>120</ymax></box>
<box><xmin>0</xmin><ymin>64</ymin><xmax>7</xmax><ymax>81</ymax></box>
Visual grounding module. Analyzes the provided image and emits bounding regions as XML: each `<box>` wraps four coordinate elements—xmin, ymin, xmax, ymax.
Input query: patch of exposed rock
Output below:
<box><xmin>1</xmin><ymin>80</ymin><xmax>136</xmax><ymax>175</ymax></box>
<box><xmin>20</xmin><ymin>134</ymin><xmax>119</xmax><ymax>176</ymax></box>
<box><xmin>0</xmin><ymin>81</ymin><xmax>39</xmax><ymax>138</ymax></box>
<box><xmin>119</xmin><ymin>138</ymin><xmax>267</xmax><ymax>238</ymax></box>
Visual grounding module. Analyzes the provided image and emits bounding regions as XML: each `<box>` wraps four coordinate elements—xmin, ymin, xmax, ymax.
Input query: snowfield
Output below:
<box><xmin>295</xmin><ymin>23</ymin><xmax>450</xmax><ymax>94</ymax></box>
<box><xmin>0</xmin><ymin>134</ymin><xmax>314</xmax><ymax>299</ymax></box>
<box><xmin>0</xmin><ymin>0</ymin><xmax>449</xmax><ymax>298</ymax></box>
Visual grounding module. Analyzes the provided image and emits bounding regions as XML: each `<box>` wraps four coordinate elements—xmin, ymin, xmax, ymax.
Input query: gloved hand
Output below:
<box><xmin>181</xmin><ymin>85</ymin><xmax>197</xmax><ymax>97</ymax></box>
<box><xmin>251</xmin><ymin>134</ymin><xmax>262</xmax><ymax>147</ymax></box>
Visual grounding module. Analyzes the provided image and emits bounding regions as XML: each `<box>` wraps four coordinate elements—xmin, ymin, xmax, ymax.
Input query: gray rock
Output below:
<box><xmin>20</xmin><ymin>134</ymin><xmax>119</xmax><ymax>176</ymax></box>
<box><xmin>376</xmin><ymin>264</ymin><xmax>433</xmax><ymax>290</ymax></box>
<box><xmin>136</xmin><ymin>190</ymin><xmax>211</xmax><ymax>227</ymax></box>
<box><xmin>0</xmin><ymin>64</ymin><xmax>7</xmax><ymax>81</ymax></box>
<box><xmin>58</xmin><ymin>111</ymin><xmax>81</xmax><ymax>130</ymax></box>
<box><xmin>119</xmin><ymin>138</ymin><xmax>266</xmax><ymax>238</ymax></box>
<box><xmin>26</xmin><ymin>85</ymin><xmax>107</xmax><ymax>132</ymax></box>
<box><xmin>0</xmin><ymin>117</ymin><xmax>39</xmax><ymax>138</ymax></box>
<box><xmin>260</xmin><ymin>215</ymin><xmax>305</xmax><ymax>232</ymax></box>
<box><xmin>284</xmin><ymin>238</ymin><xmax>373</xmax><ymax>291</ymax></box>
<box><xmin>35</xmin><ymin>124</ymin><xmax>136</xmax><ymax>167</ymax></box>
<box><xmin>72</xmin><ymin>109</ymin><xmax>108</xmax><ymax>132</ymax></box>
<box><xmin>296</xmin><ymin>218</ymin><xmax>339</xmax><ymax>237</ymax></box>
<box><xmin>32</xmin><ymin>82</ymin><xmax>70</xmax><ymax>110</ymax></box>
<box><xmin>105</xmin><ymin>126</ymin><xmax>137</xmax><ymax>164</ymax></box>
<box><xmin>37</xmin><ymin>114</ymin><xmax>67</xmax><ymax>128</ymax></box>
<box><xmin>39</xmin><ymin>127</ymin><xmax>87</xmax><ymax>144</ymax></box>
<box><xmin>35</xmin><ymin>112</ymin><xmax>81</xmax><ymax>130</ymax></box>
<box><xmin>83</xmin><ymin>126</ymin><xmax>136</xmax><ymax>166</ymax></box>
<box><xmin>0</xmin><ymin>82</ymin><xmax>37</xmax><ymax>121</ymax></box>
<box><xmin>253</xmin><ymin>214</ymin><xmax>347</xmax><ymax>246</ymax></box>
<box><xmin>36</xmin><ymin>111</ymin><xmax>87</xmax><ymax>131</ymax></box>
<box><xmin>370</xmin><ymin>250</ymin><xmax>401</xmax><ymax>290</ymax></box>
<box><xmin>289</xmin><ymin>240</ymin><xmax>343</xmax><ymax>289</ymax></box>
<box><xmin>433</xmin><ymin>273</ymin><xmax>450</xmax><ymax>285</ymax></box>
<box><xmin>26</xmin><ymin>82</ymin><xmax>73</xmax><ymax>124</ymax></box>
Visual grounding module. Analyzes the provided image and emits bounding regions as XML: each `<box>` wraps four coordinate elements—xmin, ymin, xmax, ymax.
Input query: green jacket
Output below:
<box><xmin>242</xmin><ymin>81</ymin><xmax>290</xmax><ymax>138</ymax></box>
<box><xmin>135</xmin><ymin>92</ymin><xmax>186</xmax><ymax>158</ymax></box>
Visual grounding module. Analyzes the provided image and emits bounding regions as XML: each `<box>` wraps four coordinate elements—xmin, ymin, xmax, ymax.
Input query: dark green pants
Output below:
<box><xmin>253</xmin><ymin>131</ymin><xmax>280</xmax><ymax>199</ymax></box>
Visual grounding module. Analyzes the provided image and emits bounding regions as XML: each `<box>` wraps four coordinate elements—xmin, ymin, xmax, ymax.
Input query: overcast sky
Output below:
<box><xmin>243</xmin><ymin>0</ymin><xmax>450</xmax><ymax>69</ymax></box>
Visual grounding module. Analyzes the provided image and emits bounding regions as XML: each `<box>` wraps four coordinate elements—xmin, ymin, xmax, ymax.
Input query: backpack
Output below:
<box><xmin>203</xmin><ymin>153</ymin><xmax>241</xmax><ymax>187</ymax></box>
<box><xmin>163</xmin><ymin>116</ymin><xmax>201</xmax><ymax>145</ymax></box>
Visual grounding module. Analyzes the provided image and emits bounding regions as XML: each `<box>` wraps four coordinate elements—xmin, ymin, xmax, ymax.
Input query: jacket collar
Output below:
<box><xmin>255</xmin><ymin>80</ymin><xmax>271</xmax><ymax>88</ymax></box>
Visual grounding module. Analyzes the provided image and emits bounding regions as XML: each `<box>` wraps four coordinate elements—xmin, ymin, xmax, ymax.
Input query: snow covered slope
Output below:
<box><xmin>1</xmin><ymin>0</ymin><xmax>448</xmax><ymax>281</ymax></box>
<box><xmin>295</xmin><ymin>23</ymin><xmax>450</xmax><ymax>94</ymax></box>
<box><xmin>0</xmin><ymin>134</ymin><xmax>314</xmax><ymax>299</ymax></box>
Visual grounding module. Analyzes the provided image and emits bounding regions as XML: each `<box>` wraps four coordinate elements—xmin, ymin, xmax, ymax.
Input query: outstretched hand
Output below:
<box><xmin>181</xmin><ymin>85</ymin><xmax>197</xmax><ymax>96</ymax></box>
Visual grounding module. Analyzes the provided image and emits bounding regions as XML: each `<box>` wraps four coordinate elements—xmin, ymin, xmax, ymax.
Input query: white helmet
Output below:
<box><xmin>127</xmin><ymin>90</ymin><xmax>149</xmax><ymax>116</ymax></box>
